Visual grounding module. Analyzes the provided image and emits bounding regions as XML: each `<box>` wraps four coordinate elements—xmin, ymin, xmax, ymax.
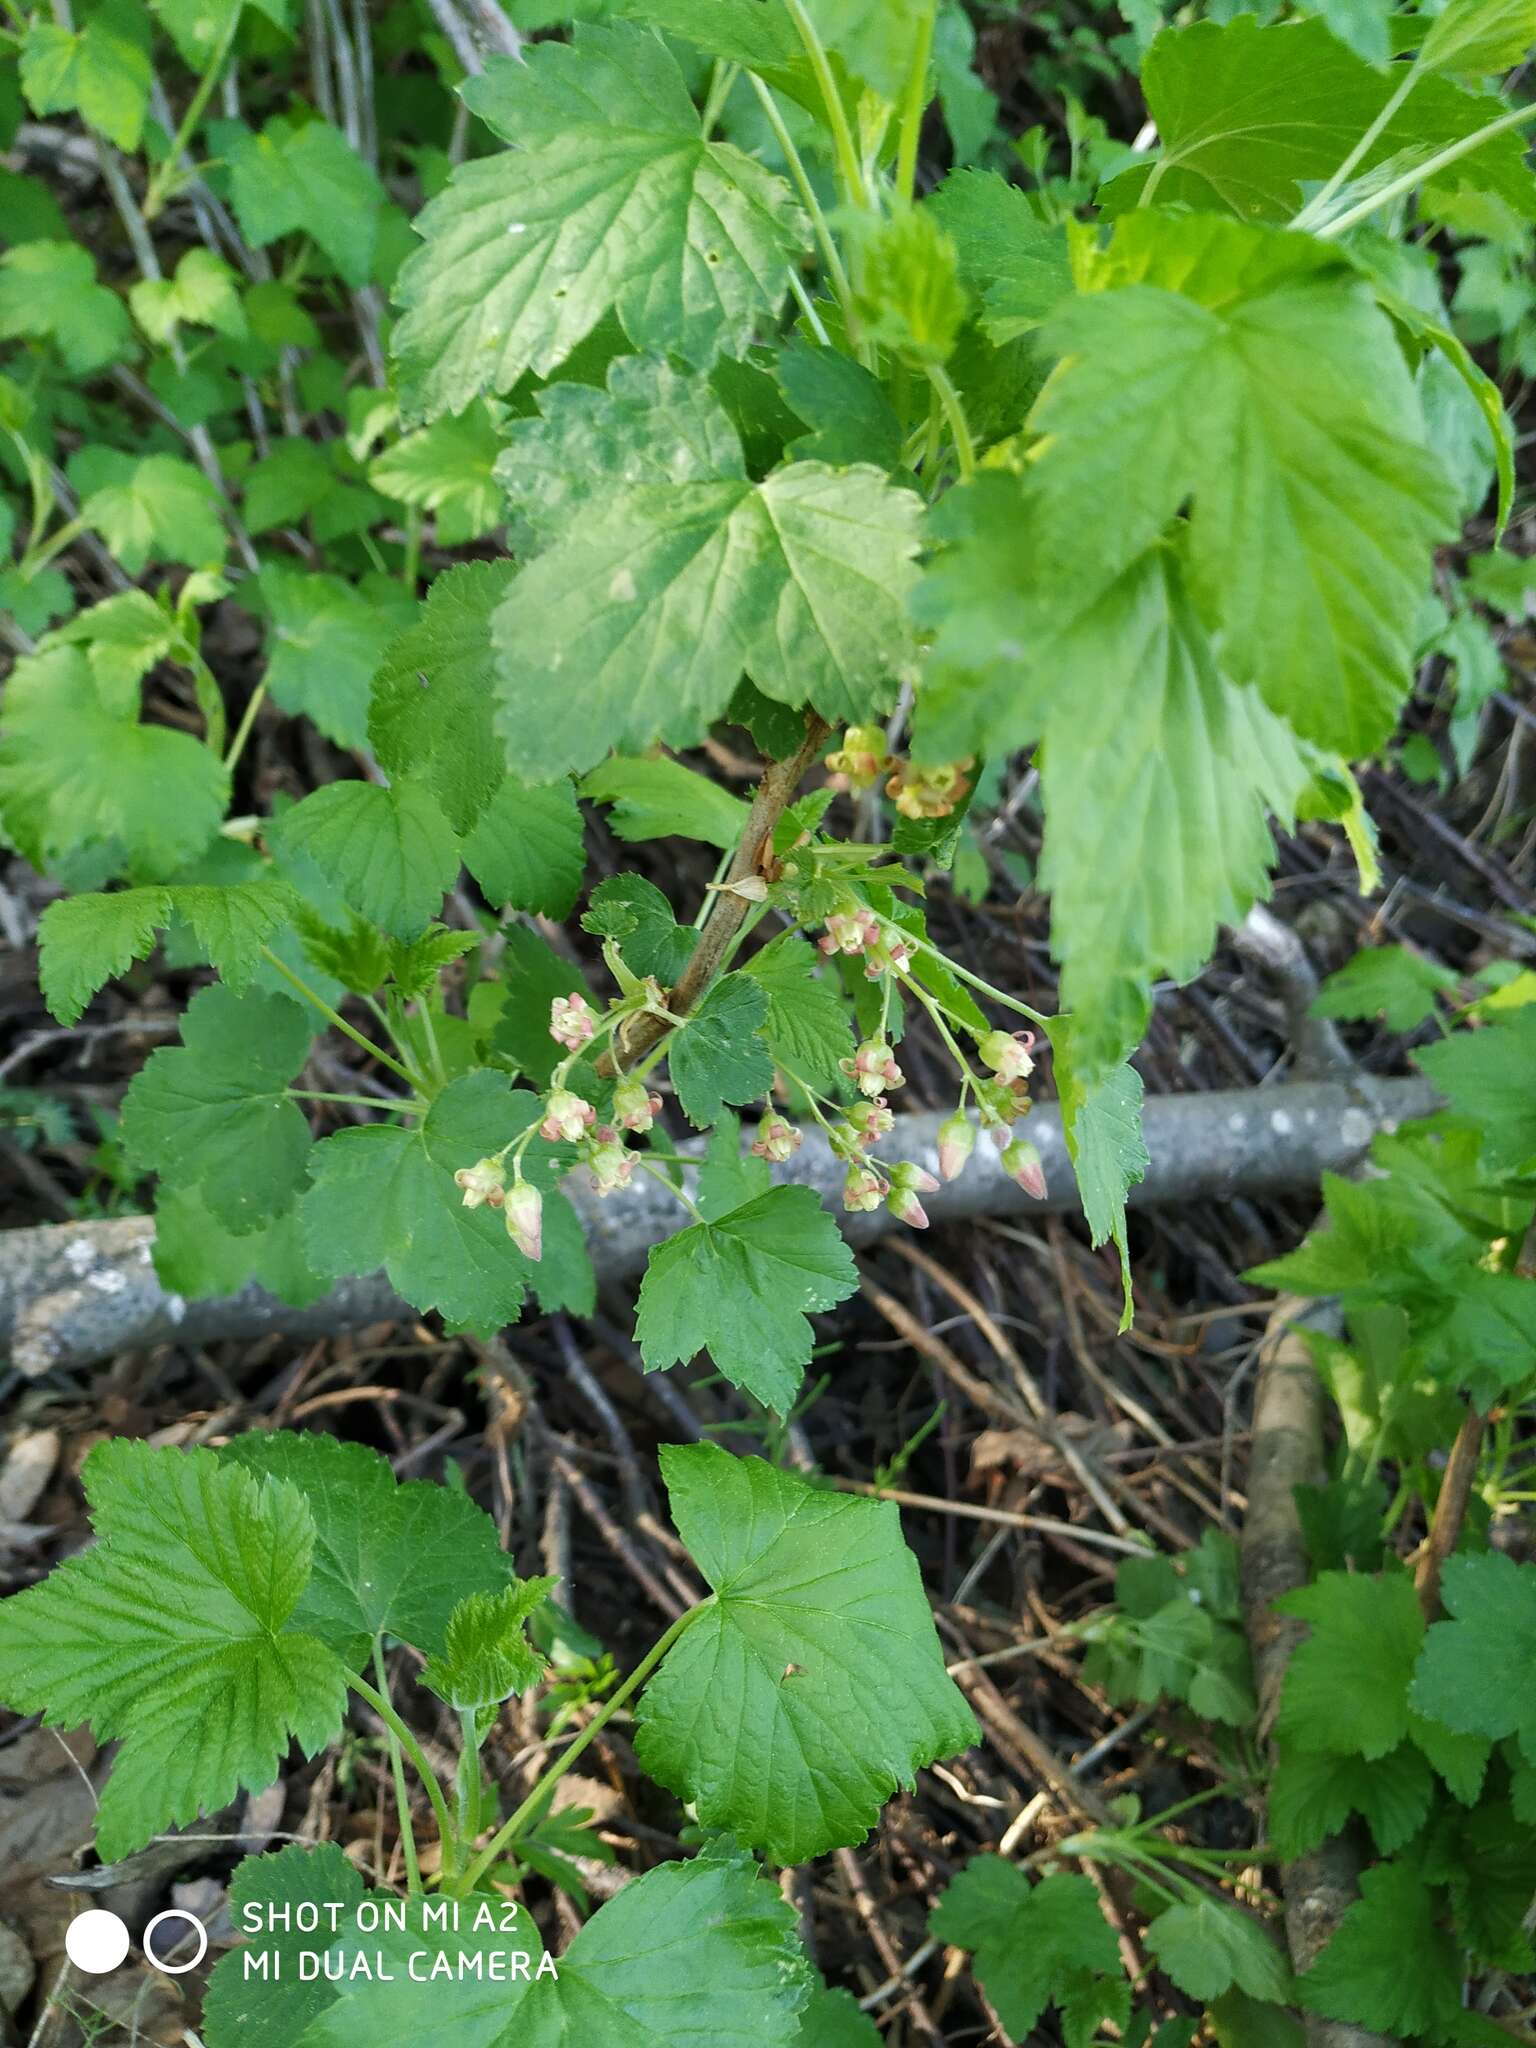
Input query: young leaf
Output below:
<box><xmin>369</xmin><ymin>559</ymin><xmax>515</xmax><ymax>835</ymax></box>
<box><xmin>581</xmin><ymin>755</ymin><xmax>750</xmax><ymax>849</ymax></box>
<box><xmin>929</xmin><ymin>1863</ymin><xmax>1128</xmax><ymax>2046</ymax></box>
<box><xmin>742</xmin><ymin>933</ymin><xmax>857</xmax><ymax>1094</ymax></box>
<box><xmin>668</xmin><ymin>972</ymin><xmax>775</xmax><ymax>1127</ymax></box>
<box><xmin>1410</xmin><ymin>1552</ymin><xmax>1536</xmax><ymax>1762</ymax></box>
<box><xmin>925</xmin><ymin>168</ymin><xmax>1073</xmax><ymax>340</ymax></box>
<box><xmin>584</xmin><ymin>873</ymin><xmax>697</xmax><ymax>984</ymax></box>
<box><xmin>1276</xmin><ymin>1570</ymin><xmax>1424</xmax><ymax>1761</ymax></box>
<box><xmin>1145</xmin><ymin>1899</ymin><xmax>1293</xmax><ymax>2004</ymax></box>
<box><xmin>777</xmin><ymin>340</ymin><xmax>907</xmax><ymax>470</ymax></box>
<box><xmin>393</xmin><ymin>25</ymin><xmax>807</xmax><ymax>419</ymax></box>
<box><xmin>1312</xmin><ymin>945</ymin><xmax>1459</xmax><ymax>1032</ymax></box>
<box><xmin>122</xmin><ymin>984</ymin><xmax>313</xmax><ymax>1232</ymax></box>
<box><xmin>273</xmin><ymin>781</ymin><xmax>460</xmax><ymax>941</ymax></box>
<box><xmin>220</xmin><ymin>1431</ymin><xmax>518</xmax><ymax>1665</ymax></box>
<box><xmin>369</xmin><ymin>402</ymin><xmax>507</xmax><ymax>546</ymax></box>
<box><xmin>77</xmin><ymin>451</ymin><xmax>225</xmax><ymax>575</ymax></box>
<box><xmin>635</xmin><ymin>1185</ymin><xmax>856</xmax><ymax>1409</ymax></box>
<box><xmin>301</xmin><ymin>1072</ymin><xmax>583</xmax><ymax>1331</ymax></box>
<box><xmin>0</xmin><ymin>240</ymin><xmax>132</xmax><ymax>373</ymax></box>
<box><xmin>796</xmin><ymin>0</ymin><xmax>932</xmax><ymax>100</ymax></box>
<box><xmin>258</xmin><ymin>565</ymin><xmax>410</xmax><ymax>752</ymax></box>
<box><xmin>420</xmin><ymin>1578</ymin><xmax>556</xmax><ymax>1708</ymax></box>
<box><xmin>0</xmin><ymin>1441</ymin><xmax>348</xmax><ymax>1861</ymax></box>
<box><xmin>19</xmin><ymin>0</ymin><xmax>151</xmax><ymax>152</ymax></box>
<box><xmin>219</xmin><ymin>112</ymin><xmax>386</xmax><ymax>287</ymax></box>
<box><xmin>636</xmin><ymin>1444</ymin><xmax>979</xmax><ymax>1863</ymax></box>
<box><xmin>130</xmin><ymin>247</ymin><xmax>246</xmax><ymax>343</ymax></box>
<box><xmin>491</xmin><ymin>459</ymin><xmax>923</xmax><ymax>781</ymax></box>
<box><xmin>461</xmin><ymin>777</ymin><xmax>585</xmax><ymax>918</ymax></box>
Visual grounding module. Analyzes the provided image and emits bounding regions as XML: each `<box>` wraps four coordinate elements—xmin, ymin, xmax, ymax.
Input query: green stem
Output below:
<box><xmin>781</xmin><ymin>0</ymin><xmax>868</xmax><ymax>209</ymax></box>
<box><xmin>912</xmin><ymin>934</ymin><xmax>1051</xmax><ymax>1025</ymax></box>
<box><xmin>371</xmin><ymin>1644</ymin><xmax>422</xmax><ymax>1894</ymax></box>
<box><xmin>925</xmin><ymin>363</ymin><xmax>977</xmax><ymax>481</ymax></box>
<box><xmin>895</xmin><ymin>0</ymin><xmax>938</xmax><ymax>202</ymax></box>
<box><xmin>1295</xmin><ymin>63</ymin><xmax>1419</xmax><ymax>231</ymax></box>
<box><xmin>18</xmin><ymin>513</ymin><xmax>86</xmax><ymax>582</ymax></box>
<box><xmin>747</xmin><ymin>72</ymin><xmax>855</xmax><ymax>321</ymax></box>
<box><xmin>351</xmin><ymin>1671</ymin><xmax>457</xmax><ymax>1878</ymax></box>
<box><xmin>223</xmin><ymin>680</ymin><xmax>267</xmax><ymax>772</ymax></box>
<box><xmin>457</xmin><ymin>1708</ymin><xmax>484</xmax><ymax>1848</ymax></box>
<box><xmin>258</xmin><ymin>946</ymin><xmax>425</xmax><ymax>1090</ymax></box>
<box><xmin>638</xmin><ymin>1155</ymin><xmax>706</xmax><ymax>1223</ymax></box>
<box><xmin>144</xmin><ymin>3</ymin><xmax>243</xmax><ymax>220</ymax></box>
<box><xmin>401</xmin><ymin>506</ymin><xmax>422</xmax><ymax>593</ymax></box>
<box><xmin>454</xmin><ymin>1603</ymin><xmax>710</xmax><ymax>1895</ymax></box>
<box><xmin>287</xmin><ymin>1088</ymin><xmax>420</xmax><ymax>1111</ymax></box>
<box><xmin>700</xmin><ymin>58</ymin><xmax>739</xmax><ymax>138</ymax></box>
<box><xmin>415</xmin><ymin>1000</ymin><xmax>448</xmax><ymax>1088</ymax></box>
<box><xmin>1318</xmin><ymin>98</ymin><xmax>1536</xmax><ymax>239</ymax></box>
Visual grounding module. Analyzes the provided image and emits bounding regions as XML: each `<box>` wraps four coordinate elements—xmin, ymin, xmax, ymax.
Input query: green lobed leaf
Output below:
<box><xmin>151</xmin><ymin>1187</ymin><xmax>329</xmax><ymax>1308</ymax></box>
<box><xmin>121</xmin><ymin>984</ymin><xmax>313</xmax><ymax>1232</ymax></box>
<box><xmin>218</xmin><ymin>112</ymin><xmax>386</xmax><ymax>287</ymax></box>
<box><xmin>1104</xmin><ymin>17</ymin><xmax>1536</xmax><ymax>221</ymax></box>
<box><xmin>369</xmin><ymin>559</ymin><xmax>515</xmax><ymax>835</ymax></box>
<box><xmin>202</xmin><ymin>1844</ymin><xmax>366</xmax><ymax>2048</ymax></box>
<box><xmin>1417</xmin><ymin>1008</ymin><xmax>1536</xmax><ymax>1173</ymax></box>
<box><xmin>581</xmin><ymin>755</ymin><xmax>750</xmax><ymax>849</ymax></box>
<box><xmin>636</xmin><ymin>1444</ymin><xmax>979</xmax><ymax>1863</ymax></box>
<box><xmin>273</xmin><ymin>780</ymin><xmax>460</xmax><ymax>942</ymax></box>
<box><xmin>491</xmin><ymin>456</ymin><xmax>923</xmax><ymax>782</ymax></box>
<box><xmin>300</xmin><ymin>1071</ymin><xmax>586</xmax><ymax>1331</ymax></box>
<box><xmin>925</xmin><ymin>168</ymin><xmax>1073</xmax><ymax>340</ymax></box>
<box><xmin>1145</xmin><ymin>1899</ymin><xmax>1293</xmax><ymax>2005</ymax></box>
<box><xmin>1418</xmin><ymin>0</ymin><xmax>1536</xmax><ymax>77</ymax></box>
<box><xmin>497</xmin><ymin>356</ymin><xmax>747</xmax><ymax>552</ymax></box>
<box><xmin>20</xmin><ymin>0</ymin><xmax>151</xmax><ymax>152</ymax></box>
<box><xmin>1299</xmin><ymin>1860</ymin><xmax>1466</xmax><ymax>2038</ymax></box>
<box><xmin>1312</xmin><ymin>944</ymin><xmax>1459</xmax><ymax>1032</ymax></box>
<box><xmin>0</xmin><ymin>239</ymin><xmax>132</xmax><ymax>372</ymax></box>
<box><xmin>38</xmin><ymin>880</ymin><xmax>297</xmax><ymax>1024</ymax></box>
<box><xmin>583</xmin><ymin>872</ymin><xmax>696</xmax><ymax>984</ymax></box>
<box><xmin>929</xmin><ymin>1863</ymin><xmax>1128</xmax><ymax>2046</ymax></box>
<box><xmin>636</xmin><ymin>1184</ymin><xmax>856</xmax><ymax>1409</ymax></box>
<box><xmin>1052</xmin><ymin>1024</ymin><xmax>1149</xmax><ymax>1327</ymax></box>
<box><xmin>462</xmin><ymin>777</ymin><xmax>585</xmax><ymax>918</ymax></box>
<box><xmin>259</xmin><ymin>564</ymin><xmax>411</xmax><ymax>752</ymax></box>
<box><xmin>669</xmin><ymin>972</ymin><xmax>775</xmax><ymax>1127</ymax></box>
<box><xmin>220</xmin><ymin>1430</ymin><xmax>518</xmax><ymax>1665</ymax></box>
<box><xmin>741</xmin><ymin>933</ymin><xmax>856</xmax><ymax>1093</ymax></box>
<box><xmin>1269</xmin><ymin>1740</ymin><xmax>1437</xmax><ymax>1861</ymax></box>
<box><xmin>393</xmin><ymin>26</ymin><xmax>807</xmax><ymax>420</ymax></box>
<box><xmin>76</xmin><ymin>450</ymin><xmax>225</xmax><ymax>576</ymax></box>
<box><xmin>0</xmin><ymin>1441</ymin><xmax>348</xmax><ymax>1861</ymax></box>
<box><xmin>1275</xmin><ymin>1569</ymin><xmax>1424</xmax><ymax>1761</ymax></box>
<box><xmin>369</xmin><ymin>401</ymin><xmax>507</xmax><ymax>546</ymax></box>
<box><xmin>1410</xmin><ymin>1552</ymin><xmax>1536</xmax><ymax>1764</ymax></box>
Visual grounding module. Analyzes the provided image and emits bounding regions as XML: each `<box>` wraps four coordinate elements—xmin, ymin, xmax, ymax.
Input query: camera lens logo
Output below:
<box><xmin>65</xmin><ymin>1909</ymin><xmax>208</xmax><ymax>1977</ymax></box>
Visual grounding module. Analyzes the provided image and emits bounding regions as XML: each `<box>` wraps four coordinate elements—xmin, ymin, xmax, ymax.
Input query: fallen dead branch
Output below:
<box><xmin>0</xmin><ymin>1076</ymin><xmax>1434</xmax><ymax>1377</ymax></box>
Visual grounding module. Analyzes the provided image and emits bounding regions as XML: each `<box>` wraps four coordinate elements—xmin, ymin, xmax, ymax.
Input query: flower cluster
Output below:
<box><xmin>822</xmin><ymin>727</ymin><xmax>974</xmax><ymax>824</ymax></box>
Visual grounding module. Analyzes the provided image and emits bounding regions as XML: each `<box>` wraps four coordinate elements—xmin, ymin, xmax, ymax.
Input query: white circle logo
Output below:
<box><xmin>143</xmin><ymin>1909</ymin><xmax>209</xmax><ymax>1976</ymax></box>
<box><xmin>64</xmin><ymin>1910</ymin><xmax>130</xmax><ymax>1976</ymax></box>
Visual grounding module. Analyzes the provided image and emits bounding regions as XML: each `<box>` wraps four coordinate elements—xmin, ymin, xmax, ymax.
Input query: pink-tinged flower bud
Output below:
<box><xmin>613</xmin><ymin>1076</ymin><xmax>662</xmax><ymax>1134</ymax></box>
<box><xmin>937</xmin><ymin>1112</ymin><xmax>975</xmax><ymax>1182</ymax></box>
<box><xmin>751</xmin><ymin>1112</ymin><xmax>802</xmax><ymax>1163</ymax></box>
<box><xmin>978</xmin><ymin>1028</ymin><xmax>1036</xmax><ymax>1084</ymax></box>
<box><xmin>863</xmin><ymin>931</ymin><xmax>915</xmax><ymax>981</ymax></box>
<box><xmin>587</xmin><ymin>1139</ymin><xmax>636</xmax><ymax>1198</ymax></box>
<box><xmin>886</xmin><ymin>1182</ymin><xmax>930</xmax><ymax>1228</ymax></box>
<box><xmin>541</xmin><ymin>1088</ymin><xmax>596</xmax><ymax>1144</ymax></box>
<box><xmin>845</xmin><ymin>1096</ymin><xmax>894</xmax><ymax>1147</ymax></box>
<box><xmin>504</xmin><ymin>1180</ymin><xmax>543</xmax><ymax>1261</ymax></box>
<box><xmin>1001</xmin><ymin>1138</ymin><xmax>1047</xmax><ymax>1200</ymax></box>
<box><xmin>454</xmin><ymin>1157</ymin><xmax>507</xmax><ymax>1209</ymax></box>
<box><xmin>549</xmin><ymin>992</ymin><xmax>597</xmax><ymax>1050</ymax></box>
<box><xmin>842</xmin><ymin>1163</ymin><xmax>888</xmax><ymax>1213</ymax></box>
<box><xmin>842</xmin><ymin>1038</ymin><xmax>904</xmax><ymax>1098</ymax></box>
